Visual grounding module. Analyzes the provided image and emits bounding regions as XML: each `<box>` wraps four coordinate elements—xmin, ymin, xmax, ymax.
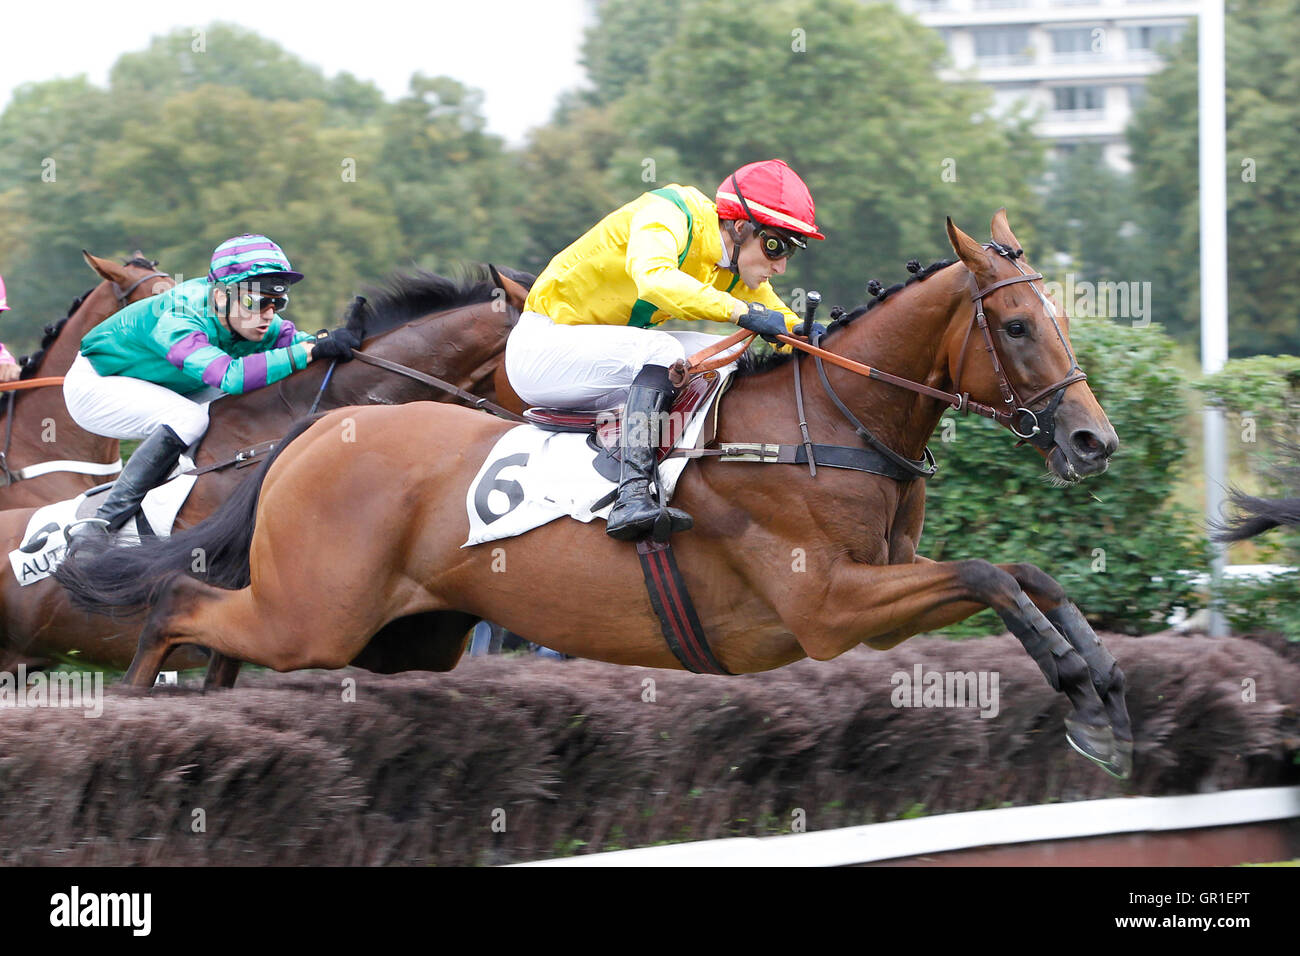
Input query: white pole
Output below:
<box><xmin>1199</xmin><ymin>0</ymin><xmax>1229</xmax><ymax>636</ymax></box>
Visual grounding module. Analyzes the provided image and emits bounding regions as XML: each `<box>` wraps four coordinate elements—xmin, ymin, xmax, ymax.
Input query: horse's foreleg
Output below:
<box><xmin>996</xmin><ymin>562</ymin><xmax>1133</xmax><ymax>778</ymax></box>
<box><xmin>795</xmin><ymin>557</ymin><xmax>1122</xmax><ymax>775</ymax></box>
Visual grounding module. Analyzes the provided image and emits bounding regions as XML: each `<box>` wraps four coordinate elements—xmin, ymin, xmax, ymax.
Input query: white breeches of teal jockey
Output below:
<box><xmin>63</xmin><ymin>353</ymin><xmax>218</xmax><ymax>445</ymax></box>
<box><xmin>504</xmin><ymin>311</ymin><xmax>689</xmax><ymax>408</ymax></box>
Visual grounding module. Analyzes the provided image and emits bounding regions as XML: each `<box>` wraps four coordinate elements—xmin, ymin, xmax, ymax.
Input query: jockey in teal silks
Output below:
<box><xmin>63</xmin><ymin>234</ymin><xmax>359</xmax><ymax>538</ymax></box>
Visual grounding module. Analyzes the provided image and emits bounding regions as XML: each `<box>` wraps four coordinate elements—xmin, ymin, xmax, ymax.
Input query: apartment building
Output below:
<box><xmin>893</xmin><ymin>0</ymin><xmax>1199</xmax><ymax>169</ymax></box>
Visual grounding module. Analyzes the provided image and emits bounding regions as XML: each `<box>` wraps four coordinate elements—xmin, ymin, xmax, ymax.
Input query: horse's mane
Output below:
<box><xmin>348</xmin><ymin>265</ymin><xmax>537</xmax><ymax>340</ymax></box>
<box><xmin>736</xmin><ymin>258</ymin><xmax>955</xmax><ymax>376</ymax></box>
<box><xmin>18</xmin><ymin>291</ymin><xmax>92</xmax><ymax>380</ymax></box>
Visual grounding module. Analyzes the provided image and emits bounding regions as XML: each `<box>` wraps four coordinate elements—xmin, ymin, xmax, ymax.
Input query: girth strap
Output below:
<box><xmin>636</xmin><ymin>538</ymin><xmax>731</xmax><ymax>675</ymax></box>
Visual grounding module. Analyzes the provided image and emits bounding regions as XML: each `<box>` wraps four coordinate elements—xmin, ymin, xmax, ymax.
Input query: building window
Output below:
<box><xmin>1052</xmin><ymin>86</ymin><xmax>1106</xmax><ymax>113</ymax></box>
<box><xmin>973</xmin><ymin>0</ymin><xmax>1030</xmax><ymax>10</ymax></box>
<box><xmin>1126</xmin><ymin>23</ymin><xmax>1185</xmax><ymax>57</ymax></box>
<box><xmin>974</xmin><ymin>27</ymin><xmax>1032</xmax><ymax>65</ymax></box>
<box><xmin>1126</xmin><ymin>84</ymin><xmax>1148</xmax><ymax>110</ymax></box>
<box><xmin>1050</xmin><ymin>26</ymin><xmax>1106</xmax><ymax>59</ymax></box>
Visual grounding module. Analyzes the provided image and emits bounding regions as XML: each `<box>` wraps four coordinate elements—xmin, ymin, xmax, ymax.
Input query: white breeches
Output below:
<box><xmin>63</xmin><ymin>353</ymin><xmax>219</xmax><ymax>445</ymax></box>
<box><xmin>504</xmin><ymin>311</ymin><xmax>689</xmax><ymax>408</ymax></box>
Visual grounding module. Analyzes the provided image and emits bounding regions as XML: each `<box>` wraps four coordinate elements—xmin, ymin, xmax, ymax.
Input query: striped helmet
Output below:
<box><xmin>207</xmin><ymin>234</ymin><xmax>304</xmax><ymax>287</ymax></box>
<box><xmin>716</xmin><ymin>160</ymin><xmax>824</xmax><ymax>240</ymax></box>
<box><xmin>0</xmin><ymin>273</ymin><xmax>8</xmax><ymax>312</ymax></box>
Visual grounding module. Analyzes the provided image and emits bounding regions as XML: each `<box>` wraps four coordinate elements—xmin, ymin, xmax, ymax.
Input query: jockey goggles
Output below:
<box><xmin>238</xmin><ymin>290</ymin><xmax>289</xmax><ymax>313</ymax></box>
<box><xmin>729</xmin><ymin>174</ymin><xmax>807</xmax><ymax>261</ymax></box>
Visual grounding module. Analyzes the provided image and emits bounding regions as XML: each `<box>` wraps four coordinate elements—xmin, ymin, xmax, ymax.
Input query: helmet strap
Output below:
<box><xmin>722</xmin><ymin>220</ymin><xmax>748</xmax><ymax>273</ymax></box>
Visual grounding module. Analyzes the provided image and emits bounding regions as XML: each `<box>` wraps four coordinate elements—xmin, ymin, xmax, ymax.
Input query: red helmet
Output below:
<box><xmin>715</xmin><ymin>159</ymin><xmax>824</xmax><ymax>240</ymax></box>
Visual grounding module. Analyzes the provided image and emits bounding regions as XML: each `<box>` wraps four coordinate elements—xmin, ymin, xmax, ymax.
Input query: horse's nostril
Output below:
<box><xmin>1071</xmin><ymin>429</ymin><xmax>1111</xmax><ymax>461</ymax></box>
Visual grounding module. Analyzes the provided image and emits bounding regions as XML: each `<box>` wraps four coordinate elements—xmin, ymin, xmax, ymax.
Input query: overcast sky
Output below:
<box><xmin>0</xmin><ymin>0</ymin><xmax>593</xmax><ymax>143</ymax></box>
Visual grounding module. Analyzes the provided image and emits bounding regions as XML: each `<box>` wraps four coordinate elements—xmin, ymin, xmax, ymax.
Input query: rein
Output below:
<box><xmin>190</xmin><ymin>348</ymin><xmax>528</xmax><ymax>479</ymax></box>
<box><xmin>349</xmin><ymin>351</ymin><xmax>525</xmax><ymax>422</ymax></box>
<box><xmin>685</xmin><ymin>246</ymin><xmax>1087</xmax><ymax>469</ymax></box>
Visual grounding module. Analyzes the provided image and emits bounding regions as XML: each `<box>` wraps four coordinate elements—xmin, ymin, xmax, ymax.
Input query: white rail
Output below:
<box><xmin>517</xmin><ymin>786</ymin><xmax>1300</xmax><ymax>867</ymax></box>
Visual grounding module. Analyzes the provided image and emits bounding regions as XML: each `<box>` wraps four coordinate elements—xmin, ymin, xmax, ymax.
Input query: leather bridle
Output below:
<box><xmin>110</xmin><ymin>268</ymin><xmax>170</xmax><ymax>306</ymax></box>
<box><xmin>949</xmin><ymin>242</ymin><xmax>1087</xmax><ymax>451</ymax></box>
<box><xmin>685</xmin><ymin>242</ymin><xmax>1091</xmax><ymax>472</ymax></box>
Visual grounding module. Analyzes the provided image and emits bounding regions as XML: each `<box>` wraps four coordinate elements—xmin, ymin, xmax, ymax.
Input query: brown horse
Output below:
<box><xmin>6</xmin><ymin>267</ymin><xmax>524</xmax><ymax>673</ymax></box>
<box><xmin>0</xmin><ymin>253</ymin><xmax>173</xmax><ymax>508</ymax></box>
<box><xmin>56</xmin><ymin>213</ymin><xmax>1134</xmax><ymax>777</ymax></box>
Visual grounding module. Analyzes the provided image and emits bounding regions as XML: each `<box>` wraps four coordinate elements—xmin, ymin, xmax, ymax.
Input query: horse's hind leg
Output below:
<box><xmin>123</xmin><ymin>572</ymin><xmax>393</xmax><ymax>691</ymax></box>
<box><xmin>122</xmin><ymin>575</ymin><xmax>190</xmax><ymax>691</ymax></box>
<box><xmin>202</xmin><ymin>652</ymin><xmax>243</xmax><ymax>691</ymax></box>
<box><xmin>999</xmin><ymin>563</ymin><xmax>1133</xmax><ymax>779</ymax></box>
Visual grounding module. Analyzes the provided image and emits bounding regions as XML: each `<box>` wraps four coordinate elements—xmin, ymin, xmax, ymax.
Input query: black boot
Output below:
<box><xmin>606</xmin><ymin>365</ymin><xmax>693</xmax><ymax>542</ymax></box>
<box><xmin>71</xmin><ymin>425</ymin><xmax>189</xmax><ymax>539</ymax></box>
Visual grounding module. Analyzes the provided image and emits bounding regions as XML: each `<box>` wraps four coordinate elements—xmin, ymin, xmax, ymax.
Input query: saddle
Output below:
<box><xmin>521</xmin><ymin>369</ymin><xmax>725</xmax><ymax>464</ymax></box>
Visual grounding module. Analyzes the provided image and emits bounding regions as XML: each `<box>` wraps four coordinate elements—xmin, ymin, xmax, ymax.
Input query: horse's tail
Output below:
<box><xmin>55</xmin><ymin>414</ymin><xmax>324</xmax><ymax>615</ymax></box>
<box><xmin>1210</xmin><ymin>489</ymin><xmax>1300</xmax><ymax>543</ymax></box>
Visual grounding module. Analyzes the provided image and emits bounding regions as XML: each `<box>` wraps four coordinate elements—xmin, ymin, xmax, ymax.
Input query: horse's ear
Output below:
<box><xmin>945</xmin><ymin>218</ymin><xmax>995</xmax><ymax>284</ymax></box>
<box><xmin>990</xmin><ymin>208</ymin><xmax>1022</xmax><ymax>255</ymax></box>
<box><xmin>489</xmin><ymin>264</ymin><xmax>529</xmax><ymax>313</ymax></box>
<box><xmin>83</xmin><ymin>250</ymin><xmax>127</xmax><ymax>284</ymax></box>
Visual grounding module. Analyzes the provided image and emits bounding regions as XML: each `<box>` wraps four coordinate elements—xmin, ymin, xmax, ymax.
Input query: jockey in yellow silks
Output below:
<box><xmin>505</xmin><ymin>159</ymin><xmax>824</xmax><ymax>540</ymax></box>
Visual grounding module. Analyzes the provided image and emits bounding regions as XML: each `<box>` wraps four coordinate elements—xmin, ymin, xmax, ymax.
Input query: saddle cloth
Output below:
<box><xmin>462</xmin><ymin>355</ymin><xmax>738</xmax><ymax>548</ymax></box>
<box><xmin>8</xmin><ymin>472</ymin><xmax>198</xmax><ymax>587</ymax></box>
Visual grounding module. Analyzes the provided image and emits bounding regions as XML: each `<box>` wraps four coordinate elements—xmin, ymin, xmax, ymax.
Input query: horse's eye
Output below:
<box><xmin>1006</xmin><ymin>320</ymin><xmax>1028</xmax><ymax>338</ymax></box>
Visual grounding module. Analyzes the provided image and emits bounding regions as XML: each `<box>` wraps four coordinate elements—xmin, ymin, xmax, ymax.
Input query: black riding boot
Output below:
<box><xmin>70</xmin><ymin>425</ymin><xmax>188</xmax><ymax>539</ymax></box>
<box><xmin>605</xmin><ymin>365</ymin><xmax>693</xmax><ymax>541</ymax></box>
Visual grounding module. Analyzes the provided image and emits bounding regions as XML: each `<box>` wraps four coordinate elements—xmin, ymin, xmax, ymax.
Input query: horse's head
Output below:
<box><xmin>82</xmin><ymin>251</ymin><xmax>174</xmax><ymax>309</ymax></box>
<box><xmin>17</xmin><ymin>252</ymin><xmax>175</xmax><ymax>380</ymax></box>
<box><xmin>944</xmin><ymin>211</ymin><xmax>1117</xmax><ymax>483</ymax></box>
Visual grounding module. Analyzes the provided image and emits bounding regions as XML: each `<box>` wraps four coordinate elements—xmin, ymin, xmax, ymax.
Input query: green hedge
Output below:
<box><xmin>1197</xmin><ymin>356</ymin><xmax>1300</xmax><ymax>639</ymax></box>
<box><xmin>1196</xmin><ymin>355</ymin><xmax>1300</xmax><ymax>497</ymax></box>
<box><xmin>922</xmin><ymin>318</ymin><xmax>1206</xmax><ymax>635</ymax></box>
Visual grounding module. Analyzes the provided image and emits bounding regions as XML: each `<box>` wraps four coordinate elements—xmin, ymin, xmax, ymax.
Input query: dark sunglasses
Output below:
<box><xmin>239</xmin><ymin>292</ymin><xmax>289</xmax><ymax>313</ymax></box>
<box><xmin>755</xmin><ymin>228</ymin><xmax>806</xmax><ymax>261</ymax></box>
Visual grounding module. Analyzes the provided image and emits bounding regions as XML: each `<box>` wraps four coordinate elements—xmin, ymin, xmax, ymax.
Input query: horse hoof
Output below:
<box><xmin>1064</xmin><ymin>718</ymin><xmax>1118</xmax><ymax>775</ymax></box>
<box><xmin>1107</xmin><ymin>738</ymin><xmax>1134</xmax><ymax>780</ymax></box>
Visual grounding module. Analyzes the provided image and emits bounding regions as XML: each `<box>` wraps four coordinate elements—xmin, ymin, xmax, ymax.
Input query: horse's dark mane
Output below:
<box><xmin>17</xmin><ymin>291</ymin><xmax>92</xmax><ymax>380</ymax></box>
<box><xmin>736</xmin><ymin>258</ymin><xmax>956</xmax><ymax>377</ymax></box>
<box><xmin>349</xmin><ymin>264</ymin><xmax>536</xmax><ymax>340</ymax></box>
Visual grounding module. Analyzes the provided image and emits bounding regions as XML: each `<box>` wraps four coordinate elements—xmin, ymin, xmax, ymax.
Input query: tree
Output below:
<box><xmin>109</xmin><ymin>23</ymin><xmax>384</xmax><ymax>125</ymax></box>
<box><xmin>92</xmin><ymin>86</ymin><xmax>401</xmax><ymax>330</ymax></box>
<box><xmin>1036</xmin><ymin>145</ymin><xmax>1141</xmax><ymax>286</ymax></box>
<box><xmin>608</xmin><ymin>0</ymin><xmax>1045</xmax><ymax>312</ymax></box>
<box><xmin>1129</xmin><ymin>0</ymin><xmax>1300</xmax><ymax>356</ymax></box>
<box><xmin>374</xmin><ymin>75</ymin><xmax>528</xmax><ymax>273</ymax></box>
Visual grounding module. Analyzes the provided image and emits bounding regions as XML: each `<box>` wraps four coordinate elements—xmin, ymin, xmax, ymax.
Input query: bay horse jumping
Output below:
<box><xmin>0</xmin><ymin>253</ymin><xmax>173</xmax><ymax>508</ymax></box>
<box><xmin>6</xmin><ymin>267</ymin><xmax>526</xmax><ymax>674</ymax></box>
<box><xmin>57</xmin><ymin>213</ymin><xmax>1135</xmax><ymax>777</ymax></box>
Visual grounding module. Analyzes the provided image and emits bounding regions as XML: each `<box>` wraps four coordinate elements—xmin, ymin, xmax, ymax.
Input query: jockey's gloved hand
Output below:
<box><xmin>313</xmin><ymin>327</ymin><xmax>362</xmax><ymax>361</ymax></box>
<box><xmin>738</xmin><ymin>302</ymin><xmax>791</xmax><ymax>344</ymax></box>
